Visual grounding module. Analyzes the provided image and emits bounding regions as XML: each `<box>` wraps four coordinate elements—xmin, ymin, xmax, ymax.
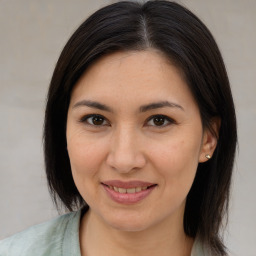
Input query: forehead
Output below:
<box><xmin>70</xmin><ymin>50</ymin><xmax>197</xmax><ymax>112</ymax></box>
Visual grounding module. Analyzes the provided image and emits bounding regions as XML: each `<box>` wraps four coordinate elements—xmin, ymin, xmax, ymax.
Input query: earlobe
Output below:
<box><xmin>199</xmin><ymin>117</ymin><xmax>221</xmax><ymax>163</ymax></box>
<box><xmin>205</xmin><ymin>154</ymin><xmax>211</xmax><ymax>160</ymax></box>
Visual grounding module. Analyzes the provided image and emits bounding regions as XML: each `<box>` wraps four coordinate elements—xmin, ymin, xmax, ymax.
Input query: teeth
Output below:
<box><xmin>109</xmin><ymin>186</ymin><xmax>150</xmax><ymax>193</ymax></box>
<box><xmin>135</xmin><ymin>187</ymin><xmax>142</xmax><ymax>192</ymax></box>
<box><xmin>127</xmin><ymin>188</ymin><xmax>136</xmax><ymax>194</ymax></box>
<box><xmin>118</xmin><ymin>188</ymin><xmax>126</xmax><ymax>194</ymax></box>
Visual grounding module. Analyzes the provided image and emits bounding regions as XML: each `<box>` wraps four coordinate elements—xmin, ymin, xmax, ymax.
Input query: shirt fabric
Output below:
<box><xmin>0</xmin><ymin>208</ymin><xmax>208</xmax><ymax>256</ymax></box>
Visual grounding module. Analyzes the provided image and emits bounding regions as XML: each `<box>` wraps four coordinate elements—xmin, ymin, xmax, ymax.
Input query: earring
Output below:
<box><xmin>205</xmin><ymin>154</ymin><xmax>211</xmax><ymax>160</ymax></box>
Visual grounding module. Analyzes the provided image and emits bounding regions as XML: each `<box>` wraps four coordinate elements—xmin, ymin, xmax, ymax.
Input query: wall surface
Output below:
<box><xmin>0</xmin><ymin>0</ymin><xmax>255</xmax><ymax>255</ymax></box>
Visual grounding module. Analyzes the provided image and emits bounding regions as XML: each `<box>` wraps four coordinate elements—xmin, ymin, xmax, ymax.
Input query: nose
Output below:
<box><xmin>106</xmin><ymin>127</ymin><xmax>146</xmax><ymax>173</ymax></box>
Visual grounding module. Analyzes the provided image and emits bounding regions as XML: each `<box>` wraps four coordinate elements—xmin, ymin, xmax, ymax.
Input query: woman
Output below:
<box><xmin>0</xmin><ymin>1</ymin><xmax>237</xmax><ymax>255</ymax></box>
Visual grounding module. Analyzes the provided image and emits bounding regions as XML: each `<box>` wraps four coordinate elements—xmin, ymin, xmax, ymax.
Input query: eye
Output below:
<box><xmin>146</xmin><ymin>115</ymin><xmax>175</xmax><ymax>127</ymax></box>
<box><xmin>80</xmin><ymin>114</ymin><xmax>109</xmax><ymax>126</ymax></box>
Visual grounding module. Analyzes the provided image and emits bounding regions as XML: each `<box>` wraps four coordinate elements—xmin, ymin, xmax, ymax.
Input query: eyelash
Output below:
<box><xmin>79</xmin><ymin>114</ymin><xmax>109</xmax><ymax>127</ymax></box>
<box><xmin>146</xmin><ymin>115</ymin><xmax>176</xmax><ymax>127</ymax></box>
<box><xmin>79</xmin><ymin>114</ymin><xmax>176</xmax><ymax>128</ymax></box>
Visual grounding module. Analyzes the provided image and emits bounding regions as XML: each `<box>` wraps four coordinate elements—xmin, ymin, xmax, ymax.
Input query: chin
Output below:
<box><xmin>102</xmin><ymin>211</ymin><xmax>152</xmax><ymax>232</ymax></box>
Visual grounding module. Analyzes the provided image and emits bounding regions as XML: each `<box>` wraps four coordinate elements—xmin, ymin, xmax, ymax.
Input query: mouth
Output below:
<box><xmin>102</xmin><ymin>184</ymin><xmax>156</xmax><ymax>194</ymax></box>
<box><xmin>101</xmin><ymin>180</ymin><xmax>157</xmax><ymax>204</ymax></box>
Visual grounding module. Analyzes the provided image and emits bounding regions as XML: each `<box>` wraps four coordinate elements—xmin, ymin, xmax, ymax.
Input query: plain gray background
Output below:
<box><xmin>0</xmin><ymin>0</ymin><xmax>255</xmax><ymax>255</ymax></box>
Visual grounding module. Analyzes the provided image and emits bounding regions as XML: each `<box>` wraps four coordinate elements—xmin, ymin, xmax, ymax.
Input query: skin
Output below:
<box><xmin>66</xmin><ymin>50</ymin><xmax>218</xmax><ymax>256</ymax></box>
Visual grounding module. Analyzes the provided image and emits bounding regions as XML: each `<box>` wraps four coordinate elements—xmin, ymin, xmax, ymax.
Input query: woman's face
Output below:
<box><xmin>66</xmin><ymin>50</ymin><xmax>214</xmax><ymax>232</ymax></box>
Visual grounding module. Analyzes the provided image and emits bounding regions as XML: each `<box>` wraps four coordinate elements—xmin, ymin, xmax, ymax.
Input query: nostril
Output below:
<box><xmin>106</xmin><ymin>151</ymin><xmax>146</xmax><ymax>173</ymax></box>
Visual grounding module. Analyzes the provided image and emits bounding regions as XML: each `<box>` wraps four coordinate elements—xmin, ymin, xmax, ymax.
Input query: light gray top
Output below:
<box><xmin>0</xmin><ymin>208</ymin><xmax>208</xmax><ymax>256</ymax></box>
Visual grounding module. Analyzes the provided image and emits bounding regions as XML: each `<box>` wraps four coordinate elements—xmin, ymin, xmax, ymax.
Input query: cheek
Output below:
<box><xmin>150</xmin><ymin>135</ymin><xmax>201</xmax><ymax>188</ymax></box>
<box><xmin>66</xmin><ymin>131</ymin><xmax>109</xmax><ymax>188</ymax></box>
<box><xmin>67</xmin><ymin>138</ymin><xmax>107</xmax><ymax>203</ymax></box>
<box><xmin>68</xmin><ymin>141</ymin><xmax>104</xmax><ymax>176</ymax></box>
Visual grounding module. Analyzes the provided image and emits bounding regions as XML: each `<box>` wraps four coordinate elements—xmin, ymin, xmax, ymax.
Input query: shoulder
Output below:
<box><xmin>0</xmin><ymin>210</ymin><xmax>82</xmax><ymax>256</ymax></box>
<box><xmin>191</xmin><ymin>237</ymin><xmax>211</xmax><ymax>256</ymax></box>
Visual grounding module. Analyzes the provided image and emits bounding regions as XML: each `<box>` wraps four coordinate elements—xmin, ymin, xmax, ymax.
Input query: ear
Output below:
<box><xmin>199</xmin><ymin>117</ymin><xmax>221</xmax><ymax>163</ymax></box>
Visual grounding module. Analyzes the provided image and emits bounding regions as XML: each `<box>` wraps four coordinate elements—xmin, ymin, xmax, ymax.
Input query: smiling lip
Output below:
<box><xmin>102</xmin><ymin>180</ymin><xmax>155</xmax><ymax>189</ymax></box>
<box><xmin>101</xmin><ymin>180</ymin><xmax>157</xmax><ymax>204</ymax></box>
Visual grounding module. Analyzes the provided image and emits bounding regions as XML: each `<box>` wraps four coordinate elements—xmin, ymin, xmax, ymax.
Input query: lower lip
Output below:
<box><xmin>102</xmin><ymin>184</ymin><xmax>156</xmax><ymax>205</ymax></box>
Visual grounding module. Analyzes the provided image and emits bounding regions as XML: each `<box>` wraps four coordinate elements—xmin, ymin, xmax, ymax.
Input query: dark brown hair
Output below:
<box><xmin>44</xmin><ymin>1</ymin><xmax>237</xmax><ymax>255</ymax></box>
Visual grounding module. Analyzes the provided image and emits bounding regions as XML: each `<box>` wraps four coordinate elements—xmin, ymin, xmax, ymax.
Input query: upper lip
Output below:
<box><xmin>102</xmin><ymin>180</ymin><xmax>156</xmax><ymax>189</ymax></box>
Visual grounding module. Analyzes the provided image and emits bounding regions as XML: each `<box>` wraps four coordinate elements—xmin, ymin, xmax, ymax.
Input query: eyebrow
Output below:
<box><xmin>72</xmin><ymin>100</ymin><xmax>184</xmax><ymax>112</ymax></box>
<box><xmin>73</xmin><ymin>100</ymin><xmax>113</xmax><ymax>112</ymax></box>
<box><xmin>139</xmin><ymin>101</ymin><xmax>184</xmax><ymax>112</ymax></box>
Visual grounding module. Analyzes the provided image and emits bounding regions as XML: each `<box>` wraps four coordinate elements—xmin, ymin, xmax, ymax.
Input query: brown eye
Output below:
<box><xmin>147</xmin><ymin>115</ymin><xmax>174</xmax><ymax>127</ymax></box>
<box><xmin>81</xmin><ymin>114</ymin><xmax>108</xmax><ymax>126</ymax></box>
<box><xmin>153</xmin><ymin>116</ymin><xmax>165</xmax><ymax>126</ymax></box>
<box><xmin>91</xmin><ymin>115</ymin><xmax>105</xmax><ymax>125</ymax></box>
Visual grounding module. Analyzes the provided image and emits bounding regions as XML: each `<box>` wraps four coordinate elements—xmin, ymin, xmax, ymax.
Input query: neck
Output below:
<box><xmin>79</xmin><ymin>208</ymin><xmax>194</xmax><ymax>256</ymax></box>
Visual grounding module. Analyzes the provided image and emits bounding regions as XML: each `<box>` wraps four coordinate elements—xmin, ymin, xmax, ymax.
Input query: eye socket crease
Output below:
<box><xmin>72</xmin><ymin>100</ymin><xmax>184</xmax><ymax>113</ymax></box>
